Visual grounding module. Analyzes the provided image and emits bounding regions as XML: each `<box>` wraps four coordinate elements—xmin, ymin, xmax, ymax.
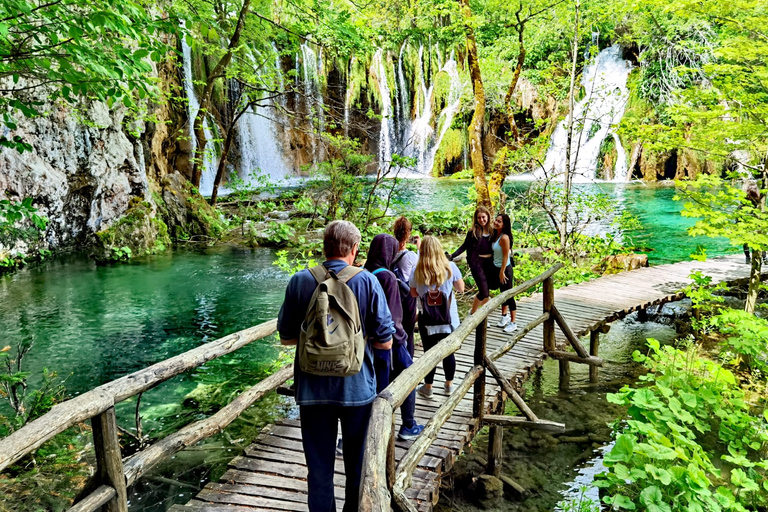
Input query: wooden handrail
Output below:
<box><xmin>0</xmin><ymin>319</ymin><xmax>278</xmax><ymax>472</ymax></box>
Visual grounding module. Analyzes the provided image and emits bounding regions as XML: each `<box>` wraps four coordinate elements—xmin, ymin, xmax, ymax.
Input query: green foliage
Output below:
<box><xmin>265</xmin><ymin>221</ymin><xmax>296</xmax><ymax>246</ymax></box>
<box><xmin>0</xmin><ymin>343</ymin><xmax>68</xmax><ymax>435</ymax></box>
<box><xmin>273</xmin><ymin>249</ymin><xmax>319</xmax><ymax>275</ymax></box>
<box><xmin>676</xmin><ymin>175</ymin><xmax>768</xmax><ymax>253</ymax></box>
<box><xmin>709</xmin><ymin>309</ymin><xmax>768</xmax><ymax>375</ymax></box>
<box><xmin>0</xmin><ymin>0</ymin><xmax>178</xmax><ymax>152</ymax></box>
<box><xmin>598</xmin><ymin>339</ymin><xmax>768</xmax><ymax>512</ymax></box>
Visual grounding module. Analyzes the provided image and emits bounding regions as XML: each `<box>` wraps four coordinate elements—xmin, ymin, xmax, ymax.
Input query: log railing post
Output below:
<box><xmin>91</xmin><ymin>407</ymin><xmax>128</xmax><ymax>512</ymax></box>
<box><xmin>589</xmin><ymin>330</ymin><xmax>599</xmax><ymax>383</ymax></box>
<box><xmin>473</xmin><ymin>317</ymin><xmax>487</xmax><ymax>422</ymax></box>
<box><xmin>387</xmin><ymin>415</ymin><xmax>396</xmax><ymax>493</ymax></box>
<box><xmin>543</xmin><ymin>277</ymin><xmax>555</xmax><ymax>352</ymax></box>
<box><xmin>487</xmin><ymin>425</ymin><xmax>503</xmax><ymax>477</ymax></box>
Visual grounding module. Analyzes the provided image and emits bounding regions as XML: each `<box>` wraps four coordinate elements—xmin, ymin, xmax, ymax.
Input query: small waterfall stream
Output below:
<box><xmin>539</xmin><ymin>45</ymin><xmax>632</xmax><ymax>182</ymax></box>
<box><xmin>371</xmin><ymin>49</ymin><xmax>395</xmax><ymax>171</ymax></box>
<box><xmin>181</xmin><ymin>39</ymin><xmax>218</xmax><ymax>196</ymax></box>
<box><xmin>300</xmin><ymin>43</ymin><xmax>325</xmax><ymax>166</ymax></box>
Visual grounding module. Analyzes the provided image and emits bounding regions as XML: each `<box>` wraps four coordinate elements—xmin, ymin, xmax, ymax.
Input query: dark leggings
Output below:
<box><xmin>482</xmin><ymin>259</ymin><xmax>517</xmax><ymax>311</ymax></box>
<box><xmin>471</xmin><ymin>259</ymin><xmax>490</xmax><ymax>301</ymax></box>
<box><xmin>419</xmin><ymin>325</ymin><xmax>456</xmax><ymax>385</ymax></box>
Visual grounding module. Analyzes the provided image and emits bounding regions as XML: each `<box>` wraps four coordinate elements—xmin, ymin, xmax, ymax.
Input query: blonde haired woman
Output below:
<box><xmin>410</xmin><ymin>236</ymin><xmax>465</xmax><ymax>398</ymax></box>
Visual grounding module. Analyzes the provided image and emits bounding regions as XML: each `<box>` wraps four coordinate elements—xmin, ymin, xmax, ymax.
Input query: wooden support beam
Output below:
<box><xmin>387</xmin><ymin>416</ymin><xmax>396</xmax><ymax>492</ymax></box>
<box><xmin>559</xmin><ymin>360</ymin><xmax>570</xmax><ymax>390</ymax></box>
<box><xmin>393</xmin><ymin>488</ymin><xmax>419</xmax><ymax>512</ymax></box>
<box><xmin>487</xmin><ymin>425</ymin><xmax>503</xmax><ymax>478</ymax></box>
<box><xmin>91</xmin><ymin>407</ymin><xmax>127</xmax><ymax>512</ymax></box>
<box><xmin>589</xmin><ymin>330</ymin><xmax>600</xmax><ymax>383</ymax></box>
<box><xmin>393</xmin><ymin>366</ymin><xmax>483</xmax><ymax>499</ymax></box>
<box><xmin>550</xmin><ymin>305</ymin><xmax>590</xmax><ymax>358</ymax></box>
<box><xmin>548</xmin><ymin>351</ymin><xmax>603</xmax><ymax>366</ymax></box>
<box><xmin>487</xmin><ymin>312</ymin><xmax>549</xmax><ymax>361</ymax></box>
<box><xmin>483</xmin><ymin>356</ymin><xmax>538</xmax><ymax>422</ymax></box>
<box><xmin>473</xmin><ymin>318</ymin><xmax>487</xmax><ymax>421</ymax></box>
<box><xmin>543</xmin><ymin>277</ymin><xmax>555</xmax><ymax>352</ymax></box>
<box><xmin>67</xmin><ymin>486</ymin><xmax>116</xmax><ymax>512</ymax></box>
<box><xmin>483</xmin><ymin>415</ymin><xmax>566</xmax><ymax>433</ymax></box>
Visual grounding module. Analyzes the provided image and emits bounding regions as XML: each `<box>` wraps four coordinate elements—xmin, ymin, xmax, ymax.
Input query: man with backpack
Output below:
<box><xmin>278</xmin><ymin>220</ymin><xmax>394</xmax><ymax>512</ymax></box>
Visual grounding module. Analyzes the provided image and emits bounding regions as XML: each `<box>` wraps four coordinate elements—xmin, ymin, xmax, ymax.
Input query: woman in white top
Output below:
<box><xmin>409</xmin><ymin>236</ymin><xmax>465</xmax><ymax>399</ymax></box>
<box><xmin>484</xmin><ymin>213</ymin><xmax>517</xmax><ymax>333</ymax></box>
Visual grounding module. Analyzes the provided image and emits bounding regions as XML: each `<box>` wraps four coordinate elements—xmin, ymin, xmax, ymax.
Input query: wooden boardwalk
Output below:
<box><xmin>171</xmin><ymin>255</ymin><xmax>752</xmax><ymax>512</ymax></box>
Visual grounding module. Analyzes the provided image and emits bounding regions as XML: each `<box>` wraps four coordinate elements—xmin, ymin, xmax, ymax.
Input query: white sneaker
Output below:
<box><xmin>496</xmin><ymin>314</ymin><xmax>511</xmax><ymax>328</ymax></box>
<box><xmin>503</xmin><ymin>322</ymin><xmax>518</xmax><ymax>333</ymax></box>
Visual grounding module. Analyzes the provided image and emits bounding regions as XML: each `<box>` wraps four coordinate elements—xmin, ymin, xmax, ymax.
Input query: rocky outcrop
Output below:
<box><xmin>0</xmin><ymin>98</ymin><xmax>148</xmax><ymax>251</ymax></box>
<box><xmin>595</xmin><ymin>253</ymin><xmax>649</xmax><ymax>274</ymax></box>
<box><xmin>91</xmin><ymin>198</ymin><xmax>170</xmax><ymax>262</ymax></box>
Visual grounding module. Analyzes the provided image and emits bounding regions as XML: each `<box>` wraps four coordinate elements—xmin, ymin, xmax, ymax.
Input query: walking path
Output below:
<box><xmin>171</xmin><ymin>255</ymin><xmax>752</xmax><ymax>512</ymax></box>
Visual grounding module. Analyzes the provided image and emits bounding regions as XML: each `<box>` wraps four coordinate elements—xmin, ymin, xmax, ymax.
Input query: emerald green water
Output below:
<box><xmin>397</xmin><ymin>180</ymin><xmax>735</xmax><ymax>264</ymax></box>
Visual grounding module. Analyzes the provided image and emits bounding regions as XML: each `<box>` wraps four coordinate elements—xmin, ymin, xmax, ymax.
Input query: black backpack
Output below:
<box><xmin>420</xmin><ymin>288</ymin><xmax>452</xmax><ymax>326</ymax></box>
<box><xmin>391</xmin><ymin>252</ymin><xmax>412</xmax><ymax>300</ymax></box>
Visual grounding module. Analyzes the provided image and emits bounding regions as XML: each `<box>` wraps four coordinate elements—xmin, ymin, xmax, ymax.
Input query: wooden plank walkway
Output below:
<box><xmin>171</xmin><ymin>255</ymin><xmax>752</xmax><ymax>512</ymax></box>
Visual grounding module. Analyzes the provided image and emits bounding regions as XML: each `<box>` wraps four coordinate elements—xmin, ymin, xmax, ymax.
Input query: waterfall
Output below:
<box><xmin>396</xmin><ymin>49</ymin><xmax>463</xmax><ymax>177</ymax></box>
<box><xmin>538</xmin><ymin>45</ymin><xmax>632</xmax><ymax>182</ymax></box>
<box><xmin>396</xmin><ymin>44</ymin><xmax>410</xmax><ymax>149</ymax></box>
<box><xmin>371</xmin><ymin>49</ymin><xmax>394</xmax><ymax>171</ymax></box>
<box><xmin>236</xmin><ymin>49</ymin><xmax>291</xmax><ymax>184</ymax></box>
<box><xmin>181</xmin><ymin>38</ymin><xmax>218</xmax><ymax>196</ymax></box>
<box><xmin>300</xmin><ymin>43</ymin><xmax>325</xmax><ymax>165</ymax></box>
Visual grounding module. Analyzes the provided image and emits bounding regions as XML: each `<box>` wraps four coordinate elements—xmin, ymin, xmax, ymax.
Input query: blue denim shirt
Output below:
<box><xmin>278</xmin><ymin>260</ymin><xmax>395</xmax><ymax>406</ymax></box>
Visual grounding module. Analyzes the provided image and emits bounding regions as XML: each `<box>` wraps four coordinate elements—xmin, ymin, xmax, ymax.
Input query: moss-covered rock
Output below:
<box><xmin>432</xmin><ymin>127</ymin><xmax>466</xmax><ymax>176</ymax></box>
<box><xmin>92</xmin><ymin>198</ymin><xmax>170</xmax><ymax>263</ymax></box>
<box><xmin>155</xmin><ymin>172</ymin><xmax>226</xmax><ymax>241</ymax></box>
<box><xmin>596</xmin><ymin>136</ymin><xmax>617</xmax><ymax>180</ymax></box>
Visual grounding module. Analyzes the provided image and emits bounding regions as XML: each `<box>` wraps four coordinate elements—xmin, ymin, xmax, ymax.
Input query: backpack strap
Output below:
<box><xmin>392</xmin><ymin>251</ymin><xmax>407</xmax><ymax>266</ymax></box>
<box><xmin>308</xmin><ymin>264</ymin><xmax>330</xmax><ymax>283</ymax></box>
<box><xmin>371</xmin><ymin>268</ymin><xmax>388</xmax><ymax>276</ymax></box>
<box><xmin>336</xmin><ymin>265</ymin><xmax>364</xmax><ymax>284</ymax></box>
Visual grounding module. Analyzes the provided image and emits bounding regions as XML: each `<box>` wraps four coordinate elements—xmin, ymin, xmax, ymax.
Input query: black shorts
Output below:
<box><xmin>482</xmin><ymin>258</ymin><xmax>516</xmax><ymax>310</ymax></box>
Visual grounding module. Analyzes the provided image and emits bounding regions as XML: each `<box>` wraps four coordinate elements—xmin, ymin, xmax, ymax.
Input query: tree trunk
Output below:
<box><xmin>560</xmin><ymin>0</ymin><xmax>581</xmax><ymax>253</ymax></box>
<box><xmin>489</xmin><ymin>11</ymin><xmax>527</xmax><ymax>209</ymax></box>
<box><xmin>459</xmin><ymin>0</ymin><xmax>491</xmax><ymax>209</ymax></box>
<box><xmin>189</xmin><ymin>0</ymin><xmax>253</xmax><ymax>188</ymax></box>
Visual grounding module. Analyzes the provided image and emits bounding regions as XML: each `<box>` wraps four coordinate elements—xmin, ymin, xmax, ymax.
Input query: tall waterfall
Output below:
<box><xmin>236</xmin><ymin>50</ymin><xmax>290</xmax><ymax>183</ymax></box>
<box><xmin>300</xmin><ymin>43</ymin><xmax>325</xmax><ymax>165</ymax></box>
<box><xmin>371</xmin><ymin>50</ymin><xmax>395</xmax><ymax>171</ymax></box>
<box><xmin>395</xmin><ymin>47</ymin><xmax>463</xmax><ymax>177</ymax></box>
<box><xmin>181</xmin><ymin>38</ymin><xmax>218</xmax><ymax>196</ymax></box>
<box><xmin>539</xmin><ymin>45</ymin><xmax>631</xmax><ymax>182</ymax></box>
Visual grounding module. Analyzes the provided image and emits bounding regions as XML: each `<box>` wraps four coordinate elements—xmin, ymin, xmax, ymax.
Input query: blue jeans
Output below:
<box><xmin>374</xmin><ymin>345</ymin><xmax>416</xmax><ymax>430</ymax></box>
<box><xmin>300</xmin><ymin>403</ymin><xmax>373</xmax><ymax>512</ymax></box>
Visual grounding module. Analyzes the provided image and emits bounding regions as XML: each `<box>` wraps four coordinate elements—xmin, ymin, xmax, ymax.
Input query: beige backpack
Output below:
<box><xmin>299</xmin><ymin>265</ymin><xmax>366</xmax><ymax>376</ymax></box>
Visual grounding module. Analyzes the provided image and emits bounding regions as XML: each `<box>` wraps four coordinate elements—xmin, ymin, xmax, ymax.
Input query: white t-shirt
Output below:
<box><xmin>409</xmin><ymin>262</ymin><xmax>462</xmax><ymax>335</ymax></box>
<box><xmin>394</xmin><ymin>249</ymin><xmax>418</xmax><ymax>284</ymax></box>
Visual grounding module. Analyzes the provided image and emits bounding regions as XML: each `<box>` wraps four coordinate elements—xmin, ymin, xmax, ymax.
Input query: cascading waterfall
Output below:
<box><xmin>396</xmin><ymin>44</ymin><xmax>410</xmax><ymax>149</ymax></box>
<box><xmin>538</xmin><ymin>45</ymin><xmax>631</xmax><ymax>182</ymax></box>
<box><xmin>395</xmin><ymin>48</ymin><xmax>463</xmax><ymax>177</ymax></box>
<box><xmin>300</xmin><ymin>43</ymin><xmax>325</xmax><ymax>165</ymax></box>
<box><xmin>182</xmin><ymin>38</ymin><xmax>218</xmax><ymax>196</ymax></box>
<box><xmin>236</xmin><ymin>49</ymin><xmax>291</xmax><ymax>183</ymax></box>
<box><xmin>371</xmin><ymin>49</ymin><xmax>395</xmax><ymax>171</ymax></box>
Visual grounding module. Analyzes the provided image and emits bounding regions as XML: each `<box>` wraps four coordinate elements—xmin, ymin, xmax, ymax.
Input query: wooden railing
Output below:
<box><xmin>359</xmin><ymin>262</ymin><xmax>604</xmax><ymax>511</ymax></box>
<box><xmin>0</xmin><ymin>319</ymin><xmax>291</xmax><ymax>512</ymax></box>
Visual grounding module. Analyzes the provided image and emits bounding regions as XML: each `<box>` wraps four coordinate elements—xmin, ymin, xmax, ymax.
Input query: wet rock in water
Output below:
<box><xmin>267</xmin><ymin>211</ymin><xmax>290</xmax><ymax>221</ymax></box>
<box><xmin>644</xmin><ymin>298</ymin><xmax>693</xmax><ymax>325</ymax></box>
<box><xmin>472</xmin><ymin>474</ymin><xmax>504</xmax><ymax>508</ymax></box>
